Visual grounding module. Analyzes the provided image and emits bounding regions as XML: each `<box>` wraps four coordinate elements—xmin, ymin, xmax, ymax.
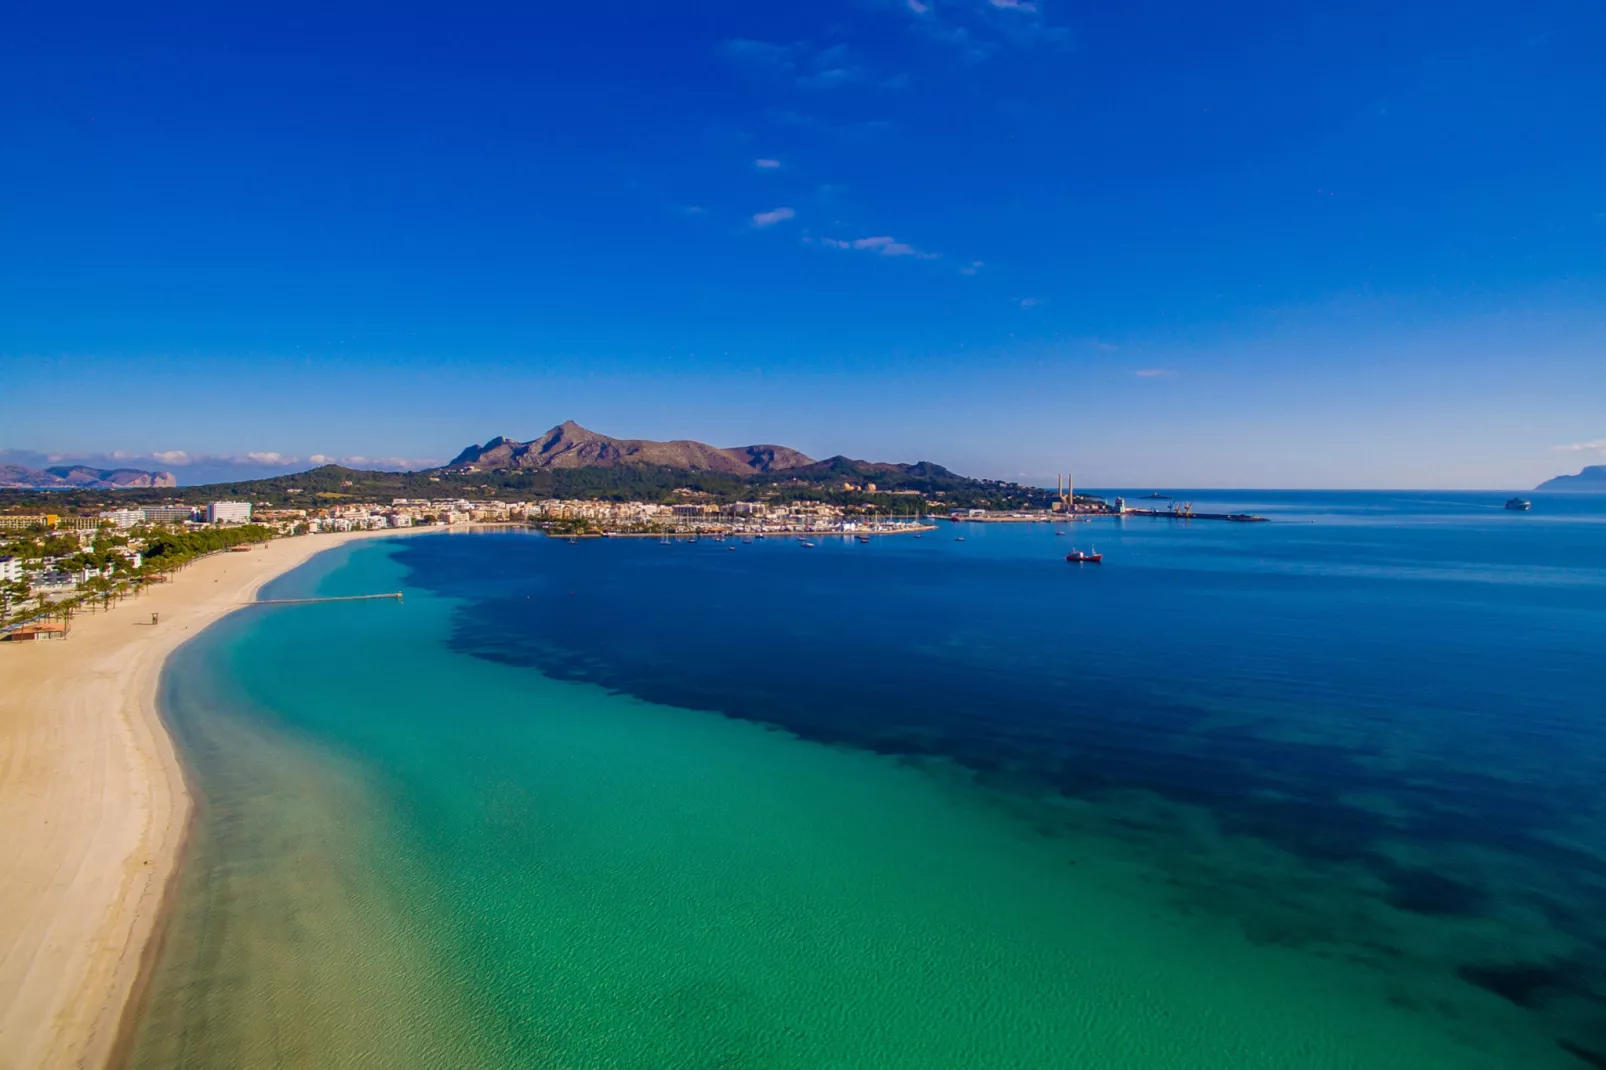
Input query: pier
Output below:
<box><xmin>244</xmin><ymin>592</ymin><xmax>404</xmax><ymax>606</ymax></box>
<box><xmin>1121</xmin><ymin>508</ymin><xmax>1269</xmax><ymax>522</ymax></box>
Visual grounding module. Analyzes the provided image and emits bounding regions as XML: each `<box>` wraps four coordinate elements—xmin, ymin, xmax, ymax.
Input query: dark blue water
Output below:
<box><xmin>392</xmin><ymin>491</ymin><xmax>1606</xmax><ymax>1066</ymax></box>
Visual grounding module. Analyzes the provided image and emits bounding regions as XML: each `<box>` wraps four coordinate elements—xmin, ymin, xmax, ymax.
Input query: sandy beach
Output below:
<box><xmin>0</xmin><ymin>529</ymin><xmax>404</xmax><ymax>1070</ymax></box>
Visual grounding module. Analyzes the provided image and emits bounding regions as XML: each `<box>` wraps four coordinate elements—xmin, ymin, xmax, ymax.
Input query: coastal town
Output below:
<box><xmin>0</xmin><ymin>495</ymin><xmax>860</xmax><ymax>635</ymax></box>
<box><xmin>0</xmin><ymin>481</ymin><xmax>1273</xmax><ymax>638</ymax></box>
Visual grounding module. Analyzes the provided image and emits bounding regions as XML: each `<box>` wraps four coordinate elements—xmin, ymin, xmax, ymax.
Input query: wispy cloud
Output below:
<box><xmin>721</xmin><ymin>38</ymin><xmax>795</xmax><ymax>71</ymax></box>
<box><xmin>768</xmin><ymin>108</ymin><xmax>891</xmax><ymax>141</ymax></box>
<box><xmin>822</xmin><ymin>235</ymin><xmax>938</xmax><ymax>259</ymax></box>
<box><xmin>754</xmin><ymin>158</ymin><xmax>781</xmax><ymax>169</ymax></box>
<box><xmin>722</xmin><ymin>38</ymin><xmax>873</xmax><ymax>89</ymax></box>
<box><xmin>1553</xmin><ymin>438</ymin><xmax>1606</xmax><ymax>454</ymax></box>
<box><xmin>897</xmin><ymin>0</ymin><xmax>1068</xmax><ymax>56</ymax></box>
<box><xmin>958</xmin><ymin>260</ymin><xmax>985</xmax><ymax>275</ymax></box>
<box><xmin>752</xmin><ymin>206</ymin><xmax>797</xmax><ymax>227</ymax></box>
<box><xmin>1135</xmin><ymin>368</ymin><xmax>1175</xmax><ymax>378</ymax></box>
<box><xmin>1018</xmin><ymin>297</ymin><xmax>1041</xmax><ymax>308</ymax></box>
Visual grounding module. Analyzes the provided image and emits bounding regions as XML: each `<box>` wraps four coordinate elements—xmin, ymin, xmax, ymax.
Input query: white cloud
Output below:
<box><xmin>152</xmin><ymin>450</ymin><xmax>191</xmax><ymax>465</ymax></box>
<box><xmin>1552</xmin><ymin>438</ymin><xmax>1606</xmax><ymax>454</ymax></box>
<box><xmin>959</xmin><ymin>260</ymin><xmax>985</xmax><ymax>275</ymax></box>
<box><xmin>1018</xmin><ymin>297</ymin><xmax>1041</xmax><ymax>308</ymax></box>
<box><xmin>822</xmin><ymin>234</ymin><xmax>938</xmax><ymax>259</ymax></box>
<box><xmin>308</xmin><ymin>454</ymin><xmax>332</xmax><ymax>465</ymax></box>
<box><xmin>754</xmin><ymin>158</ymin><xmax>781</xmax><ymax>169</ymax></box>
<box><xmin>1135</xmin><ymin>368</ymin><xmax>1174</xmax><ymax>378</ymax></box>
<box><xmin>244</xmin><ymin>451</ymin><xmax>292</xmax><ymax>465</ymax></box>
<box><xmin>752</xmin><ymin>206</ymin><xmax>796</xmax><ymax>227</ymax></box>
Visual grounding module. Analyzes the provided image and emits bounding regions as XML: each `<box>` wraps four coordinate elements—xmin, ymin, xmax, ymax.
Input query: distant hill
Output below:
<box><xmin>1536</xmin><ymin>465</ymin><xmax>1606</xmax><ymax>491</ymax></box>
<box><xmin>0</xmin><ymin>463</ymin><xmax>176</xmax><ymax>490</ymax></box>
<box><xmin>448</xmin><ymin>421</ymin><xmax>814</xmax><ymax>476</ymax></box>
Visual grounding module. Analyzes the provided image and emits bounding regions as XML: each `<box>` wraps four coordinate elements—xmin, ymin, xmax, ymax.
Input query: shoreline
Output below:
<box><xmin>547</xmin><ymin>523</ymin><xmax>941</xmax><ymax>539</ymax></box>
<box><xmin>0</xmin><ymin>528</ymin><xmax>416</xmax><ymax>1070</ymax></box>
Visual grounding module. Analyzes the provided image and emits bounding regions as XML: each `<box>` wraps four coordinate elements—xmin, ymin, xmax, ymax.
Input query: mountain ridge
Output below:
<box><xmin>448</xmin><ymin>421</ymin><xmax>815</xmax><ymax>476</ymax></box>
<box><xmin>0</xmin><ymin>464</ymin><xmax>177</xmax><ymax>490</ymax></box>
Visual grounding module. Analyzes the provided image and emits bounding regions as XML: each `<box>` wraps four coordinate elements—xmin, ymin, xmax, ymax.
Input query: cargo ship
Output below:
<box><xmin>1066</xmin><ymin>549</ymin><xmax>1103</xmax><ymax>564</ymax></box>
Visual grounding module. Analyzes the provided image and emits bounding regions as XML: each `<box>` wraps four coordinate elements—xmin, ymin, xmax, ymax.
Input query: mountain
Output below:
<box><xmin>778</xmin><ymin>456</ymin><xmax>959</xmax><ymax>482</ymax></box>
<box><xmin>0</xmin><ymin>464</ymin><xmax>177</xmax><ymax>490</ymax></box>
<box><xmin>448</xmin><ymin>421</ymin><xmax>814</xmax><ymax>476</ymax></box>
<box><xmin>1536</xmin><ymin>465</ymin><xmax>1606</xmax><ymax>491</ymax></box>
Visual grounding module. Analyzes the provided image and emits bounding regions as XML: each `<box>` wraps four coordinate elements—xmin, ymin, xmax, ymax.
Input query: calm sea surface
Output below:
<box><xmin>128</xmin><ymin>491</ymin><xmax>1606</xmax><ymax>1068</ymax></box>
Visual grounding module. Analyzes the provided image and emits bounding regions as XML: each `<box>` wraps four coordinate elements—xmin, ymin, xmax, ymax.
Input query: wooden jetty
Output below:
<box><xmin>244</xmin><ymin>592</ymin><xmax>404</xmax><ymax>606</ymax></box>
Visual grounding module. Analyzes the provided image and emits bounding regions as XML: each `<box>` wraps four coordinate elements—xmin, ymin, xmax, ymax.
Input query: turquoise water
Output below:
<box><xmin>128</xmin><ymin>493</ymin><xmax>1606</xmax><ymax>1068</ymax></box>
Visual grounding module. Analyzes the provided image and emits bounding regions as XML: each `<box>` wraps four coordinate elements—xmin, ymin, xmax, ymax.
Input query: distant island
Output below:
<box><xmin>1536</xmin><ymin>465</ymin><xmax>1606</xmax><ymax>491</ymax></box>
<box><xmin>0</xmin><ymin>422</ymin><xmax>1063</xmax><ymax>512</ymax></box>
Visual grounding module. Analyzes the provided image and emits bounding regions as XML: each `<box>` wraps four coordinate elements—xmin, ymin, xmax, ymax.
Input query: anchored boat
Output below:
<box><xmin>1066</xmin><ymin>548</ymin><xmax>1103</xmax><ymax>564</ymax></box>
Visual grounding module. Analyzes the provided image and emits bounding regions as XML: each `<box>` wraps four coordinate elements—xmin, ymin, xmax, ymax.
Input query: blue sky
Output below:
<box><xmin>2</xmin><ymin>1</ymin><xmax>1603</xmax><ymax>488</ymax></box>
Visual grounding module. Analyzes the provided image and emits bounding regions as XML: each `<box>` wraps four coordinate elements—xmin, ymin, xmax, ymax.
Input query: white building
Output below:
<box><xmin>0</xmin><ymin>556</ymin><xmax>21</xmax><ymax>583</ymax></box>
<box><xmin>31</xmin><ymin>571</ymin><xmax>76</xmax><ymax>593</ymax></box>
<box><xmin>99</xmin><ymin>508</ymin><xmax>145</xmax><ymax>530</ymax></box>
<box><xmin>206</xmin><ymin>501</ymin><xmax>253</xmax><ymax>525</ymax></box>
<box><xmin>142</xmin><ymin>504</ymin><xmax>197</xmax><ymax>525</ymax></box>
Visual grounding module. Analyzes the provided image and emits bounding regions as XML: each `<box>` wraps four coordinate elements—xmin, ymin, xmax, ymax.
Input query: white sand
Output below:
<box><xmin>0</xmin><ymin>529</ymin><xmax>407</xmax><ymax>1070</ymax></box>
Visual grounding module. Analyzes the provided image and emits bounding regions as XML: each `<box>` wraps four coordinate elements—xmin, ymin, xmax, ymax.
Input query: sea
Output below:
<box><xmin>124</xmin><ymin>491</ymin><xmax>1606</xmax><ymax>1069</ymax></box>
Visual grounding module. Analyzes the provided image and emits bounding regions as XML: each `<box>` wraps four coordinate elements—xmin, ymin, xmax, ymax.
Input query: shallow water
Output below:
<box><xmin>128</xmin><ymin>492</ymin><xmax>1606</xmax><ymax>1068</ymax></box>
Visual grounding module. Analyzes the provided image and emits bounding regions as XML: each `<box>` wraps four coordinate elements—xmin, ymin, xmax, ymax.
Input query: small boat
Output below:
<box><xmin>1142</xmin><ymin>493</ymin><xmax>1171</xmax><ymax>500</ymax></box>
<box><xmin>728</xmin><ymin>546</ymin><xmax>737</xmax><ymax>551</ymax></box>
<box><xmin>1054</xmin><ymin>530</ymin><xmax>1065</xmax><ymax>536</ymax></box>
<box><xmin>1066</xmin><ymin>548</ymin><xmax>1103</xmax><ymax>564</ymax></box>
<box><xmin>1505</xmin><ymin>498</ymin><xmax>1532</xmax><ymax>511</ymax></box>
<box><xmin>800</xmin><ymin>540</ymin><xmax>816</xmax><ymax>548</ymax></box>
<box><xmin>954</xmin><ymin>537</ymin><xmax>966</xmax><ymax>542</ymax></box>
<box><xmin>856</xmin><ymin>534</ymin><xmax>871</xmax><ymax>543</ymax></box>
